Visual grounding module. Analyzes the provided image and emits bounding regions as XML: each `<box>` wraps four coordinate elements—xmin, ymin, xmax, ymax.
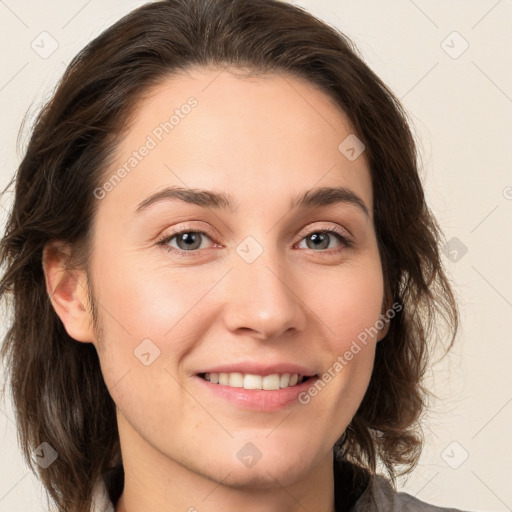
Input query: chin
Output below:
<box><xmin>220</xmin><ymin>461</ymin><xmax>310</xmax><ymax>491</ymax></box>
<box><xmin>204</xmin><ymin>448</ymin><xmax>317</xmax><ymax>491</ymax></box>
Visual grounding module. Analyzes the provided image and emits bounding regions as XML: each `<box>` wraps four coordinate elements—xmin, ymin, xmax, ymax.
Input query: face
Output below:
<box><xmin>68</xmin><ymin>68</ymin><xmax>389</xmax><ymax>489</ymax></box>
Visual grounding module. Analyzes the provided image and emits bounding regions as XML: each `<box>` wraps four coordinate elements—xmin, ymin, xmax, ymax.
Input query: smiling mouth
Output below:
<box><xmin>197</xmin><ymin>372</ymin><xmax>318</xmax><ymax>391</ymax></box>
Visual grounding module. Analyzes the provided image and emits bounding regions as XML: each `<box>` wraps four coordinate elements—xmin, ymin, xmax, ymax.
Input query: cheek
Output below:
<box><xmin>91</xmin><ymin>257</ymin><xmax>222</xmax><ymax>399</ymax></box>
<box><xmin>309</xmin><ymin>259</ymin><xmax>385</xmax><ymax>348</ymax></box>
<box><xmin>95</xmin><ymin>252</ymin><xmax>221</xmax><ymax>338</ymax></box>
<box><xmin>301</xmin><ymin>260</ymin><xmax>383</xmax><ymax>406</ymax></box>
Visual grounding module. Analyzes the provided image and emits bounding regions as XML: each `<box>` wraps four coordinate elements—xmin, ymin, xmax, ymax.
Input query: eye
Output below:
<box><xmin>157</xmin><ymin>228</ymin><xmax>215</xmax><ymax>254</ymax></box>
<box><xmin>156</xmin><ymin>224</ymin><xmax>353</xmax><ymax>257</ymax></box>
<box><xmin>296</xmin><ymin>227</ymin><xmax>353</xmax><ymax>253</ymax></box>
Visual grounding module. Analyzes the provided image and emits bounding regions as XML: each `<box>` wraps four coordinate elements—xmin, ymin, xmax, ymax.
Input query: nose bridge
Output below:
<box><xmin>222</xmin><ymin>236</ymin><xmax>304</xmax><ymax>339</ymax></box>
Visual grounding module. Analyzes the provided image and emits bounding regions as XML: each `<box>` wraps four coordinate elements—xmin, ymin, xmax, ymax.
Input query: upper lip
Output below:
<box><xmin>195</xmin><ymin>362</ymin><xmax>318</xmax><ymax>377</ymax></box>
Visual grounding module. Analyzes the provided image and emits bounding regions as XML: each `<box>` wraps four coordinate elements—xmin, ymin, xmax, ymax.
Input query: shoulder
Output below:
<box><xmin>90</xmin><ymin>479</ymin><xmax>115</xmax><ymax>512</ymax></box>
<box><xmin>91</xmin><ymin>462</ymin><xmax>124</xmax><ymax>512</ymax></box>
<box><xmin>351</xmin><ymin>473</ymin><xmax>474</xmax><ymax>512</ymax></box>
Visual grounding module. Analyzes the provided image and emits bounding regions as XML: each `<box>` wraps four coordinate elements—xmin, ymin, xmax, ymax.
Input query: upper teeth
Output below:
<box><xmin>203</xmin><ymin>372</ymin><xmax>305</xmax><ymax>390</ymax></box>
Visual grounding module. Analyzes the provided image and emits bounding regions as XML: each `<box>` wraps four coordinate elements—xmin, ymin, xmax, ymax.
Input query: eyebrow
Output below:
<box><xmin>134</xmin><ymin>185</ymin><xmax>371</xmax><ymax>219</ymax></box>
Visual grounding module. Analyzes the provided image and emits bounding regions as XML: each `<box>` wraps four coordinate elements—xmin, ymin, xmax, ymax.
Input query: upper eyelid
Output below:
<box><xmin>162</xmin><ymin>221</ymin><xmax>350</xmax><ymax>235</ymax></box>
<box><xmin>159</xmin><ymin>222</ymin><xmax>352</xmax><ymax>246</ymax></box>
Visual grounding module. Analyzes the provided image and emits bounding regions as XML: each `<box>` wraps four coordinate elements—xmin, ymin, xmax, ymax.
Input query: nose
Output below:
<box><xmin>221</xmin><ymin>250</ymin><xmax>306</xmax><ymax>341</ymax></box>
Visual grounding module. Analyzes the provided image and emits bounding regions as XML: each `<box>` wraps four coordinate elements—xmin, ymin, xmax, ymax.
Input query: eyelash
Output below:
<box><xmin>156</xmin><ymin>224</ymin><xmax>354</xmax><ymax>258</ymax></box>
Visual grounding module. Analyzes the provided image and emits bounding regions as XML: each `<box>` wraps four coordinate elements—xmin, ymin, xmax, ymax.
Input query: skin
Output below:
<box><xmin>43</xmin><ymin>67</ymin><xmax>390</xmax><ymax>512</ymax></box>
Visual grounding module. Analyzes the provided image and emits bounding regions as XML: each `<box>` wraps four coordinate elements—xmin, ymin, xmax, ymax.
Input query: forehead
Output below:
<box><xmin>98</xmin><ymin>67</ymin><xmax>373</xmax><ymax>219</ymax></box>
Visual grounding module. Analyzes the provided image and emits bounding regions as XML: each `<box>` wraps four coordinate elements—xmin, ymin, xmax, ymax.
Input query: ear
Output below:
<box><xmin>376</xmin><ymin>314</ymin><xmax>391</xmax><ymax>342</ymax></box>
<box><xmin>42</xmin><ymin>241</ymin><xmax>95</xmax><ymax>343</ymax></box>
<box><xmin>376</xmin><ymin>289</ymin><xmax>393</xmax><ymax>342</ymax></box>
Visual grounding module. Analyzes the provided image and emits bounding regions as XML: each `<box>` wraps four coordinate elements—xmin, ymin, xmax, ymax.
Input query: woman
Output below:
<box><xmin>0</xmin><ymin>1</ymin><xmax>466</xmax><ymax>511</ymax></box>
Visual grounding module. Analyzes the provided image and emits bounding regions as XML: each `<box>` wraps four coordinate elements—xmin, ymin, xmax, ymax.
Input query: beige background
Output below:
<box><xmin>1</xmin><ymin>1</ymin><xmax>511</xmax><ymax>510</ymax></box>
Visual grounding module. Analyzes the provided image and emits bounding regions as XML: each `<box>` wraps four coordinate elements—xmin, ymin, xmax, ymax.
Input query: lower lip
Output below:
<box><xmin>193</xmin><ymin>375</ymin><xmax>319</xmax><ymax>412</ymax></box>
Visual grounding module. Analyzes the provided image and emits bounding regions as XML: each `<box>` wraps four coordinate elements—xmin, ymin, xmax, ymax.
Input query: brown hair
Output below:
<box><xmin>0</xmin><ymin>0</ymin><xmax>459</xmax><ymax>510</ymax></box>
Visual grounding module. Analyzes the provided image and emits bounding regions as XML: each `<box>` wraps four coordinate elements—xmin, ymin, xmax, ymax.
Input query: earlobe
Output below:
<box><xmin>377</xmin><ymin>291</ymin><xmax>393</xmax><ymax>342</ymax></box>
<box><xmin>377</xmin><ymin>315</ymin><xmax>391</xmax><ymax>342</ymax></box>
<box><xmin>42</xmin><ymin>241</ymin><xmax>95</xmax><ymax>343</ymax></box>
